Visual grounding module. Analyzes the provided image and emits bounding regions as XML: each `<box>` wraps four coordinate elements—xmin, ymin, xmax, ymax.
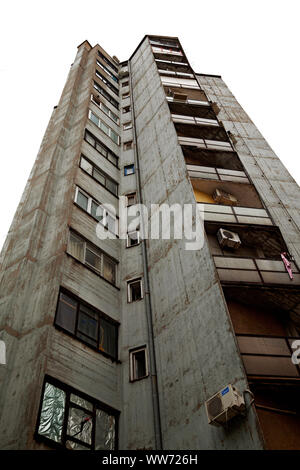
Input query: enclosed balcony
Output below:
<box><xmin>152</xmin><ymin>46</ymin><xmax>187</xmax><ymax>63</ymax></box>
<box><xmin>237</xmin><ymin>334</ymin><xmax>300</xmax><ymax>379</ymax></box>
<box><xmin>156</xmin><ymin>59</ymin><xmax>192</xmax><ymax>74</ymax></box>
<box><xmin>164</xmin><ymin>86</ymin><xmax>209</xmax><ymax>106</ymax></box>
<box><xmin>188</xmin><ymin>165</ymin><xmax>250</xmax><ymax>184</ymax></box>
<box><xmin>214</xmin><ymin>256</ymin><xmax>300</xmax><ymax>286</ymax></box>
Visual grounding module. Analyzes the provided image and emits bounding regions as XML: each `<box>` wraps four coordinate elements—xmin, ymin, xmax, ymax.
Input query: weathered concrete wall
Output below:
<box><xmin>0</xmin><ymin>41</ymin><xmax>121</xmax><ymax>449</ymax></box>
<box><xmin>130</xmin><ymin>39</ymin><xmax>264</xmax><ymax>449</ymax></box>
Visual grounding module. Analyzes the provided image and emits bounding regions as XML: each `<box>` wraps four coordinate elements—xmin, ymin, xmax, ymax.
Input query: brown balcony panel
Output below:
<box><xmin>169</xmin><ymin>102</ymin><xmax>216</xmax><ymax>120</ymax></box>
<box><xmin>243</xmin><ymin>356</ymin><xmax>299</xmax><ymax>378</ymax></box>
<box><xmin>175</xmin><ymin>122</ymin><xmax>229</xmax><ymax>142</ymax></box>
<box><xmin>156</xmin><ymin>60</ymin><xmax>192</xmax><ymax>73</ymax></box>
<box><xmin>214</xmin><ymin>255</ymin><xmax>300</xmax><ymax>286</ymax></box>
<box><xmin>182</xmin><ymin>147</ymin><xmax>244</xmax><ymax>171</ymax></box>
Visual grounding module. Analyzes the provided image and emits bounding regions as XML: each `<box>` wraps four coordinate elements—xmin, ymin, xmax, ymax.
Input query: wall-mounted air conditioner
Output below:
<box><xmin>217</xmin><ymin>228</ymin><xmax>241</xmax><ymax>250</ymax></box>
<box><xmin>213</xmin><ymin>188</ymin><xmax>238</xmax><ymax>206</ymax></box>
<box><xmin>205</xmin><ymin>384</ymin><xmax>245</xmax><ymax>426</ymax></box>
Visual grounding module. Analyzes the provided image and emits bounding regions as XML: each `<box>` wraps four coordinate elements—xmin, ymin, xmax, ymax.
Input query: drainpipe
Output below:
<box><xmin>128</xmin><ymin>59</ymin><xmax>163</xmax><ymax>450</ymax></box>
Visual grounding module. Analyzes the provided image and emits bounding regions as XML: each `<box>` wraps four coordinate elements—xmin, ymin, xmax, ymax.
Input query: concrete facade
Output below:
<box><xmin>0</xmin><ymin>35</ymin><xmax>299</xmax><ymax>450</ymax></box>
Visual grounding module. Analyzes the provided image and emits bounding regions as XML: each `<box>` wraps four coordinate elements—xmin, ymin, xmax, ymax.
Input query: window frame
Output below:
<box><xmin>129</xmin><ymin>347</ymin><xmax>149</xmax><ymax>382</ymax></box>
<box><xmin>123</xmin><ymin>141</ymin><xmax>133</xmax><ymax>151</ymax></box>
<box><xmin>96</xmin><ymin>59</ymin><xmax>119</xmax><ymax>83</ymax></box>
<box><xmin>35</xmin><ymin>375</ymin><xmax>119</xmax><ymax>450</ymax></box>
<box><xmin>93</xmin><ymin>81</ymin><xmax>119</xmax><ymax>110</ymax></box>
<box><xmin>95</xmin><ymin>69</ymin><xmax>119</xmax><ymax>96</ymax></box>
<box><xmin>67</xmin><ymin>229</ymin><xmax>118</xmax><ymax>286</ymax></box>
<box><xmin>80</xmin><ymin>155</ymin><xmax>118</xmax><ymax>197</ymax></box>
<box><xmin>127</xmin><ymin>278</ymin><xmax>143</xmax><ymax>303</ymax></box>
<box><xmin>88</xmin><ymin>110</ymin><xmax>120</xmax><ymax>145</ymax></box>
<box><xmin>123</xmin><ymin>121</ymin><xmax>132</xmax><ymax>130</ymax></box>
<box><xmin>91</xmin><ymin>94</ymin><xmax>120</xmax><ymax>125</ymax></box>
<box><xmin>84</xmin><ymin>130</ymin><xmax>119</xmax><ymax>168</ymax></box>
<box><xmin>126</xmin><ymin>230</ymin><xmax>140</xmax><ymax>248</ymax></box>
<box><xmin>54</xmin><ymin>287</ymin><xmax>119</xmax><ymax>360</ymax></box>
<box><xmin>74</xmin><ymin>187</ymin><xmax>119</xmax><ymax>237</ymax></box>
<box><xmin>124</xmin><ymin>164</ymin><xmax>135</xmax><ymax>176</ymax></box>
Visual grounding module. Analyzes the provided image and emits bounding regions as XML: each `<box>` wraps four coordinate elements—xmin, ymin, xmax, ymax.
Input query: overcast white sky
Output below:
<box><xmin>0</xmin><ymin>0</ymin><xmax>299</xmax><ymax>251</ymax></box>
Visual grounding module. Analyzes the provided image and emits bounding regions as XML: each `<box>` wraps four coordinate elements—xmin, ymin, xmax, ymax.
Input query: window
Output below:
<box><xmin>126</xmin><ymin>231</ymin><xmax>140</xmax><ymax>248</ymax></box>
<box><xmin>84</xmin><ymin>130</ymin><xmax>119</xmax><ymax>167</ymax></box>
<box><xmin>93</xmin><ymin>81</ymin><xmax>119</xmax><ymax>110</ymax></box>
<box><xmin>96</xmin><ymin>60</ymin><xmax>119</xmax><ymax>83</ymax></box>
<box><xmin>91</xmin><ymin>95</ymin><xmax>119</xmax><ymax>125</ymax></box>
<box><xmin>126</xmin><ymin>192</ymin><xmax>137</xmax><ymax>207</ymax></box>
<box><xmin>68</xmin><ymin>231</ymin><xmax>117</xmax><ymax>284</ymax></box>
<box><xmin>123</xmin><ymin>141</ymin><xmax>133</xmax><ymax>151</ymax></box>
<box><xmin>124</xmin><ymin>164</ymin><xmax>134</xmax><ymax>176</ymax></box>
<box><xmin>95</xmin><ymin>70</ymin><xmax>119</xmax><ymax>96</ymax></box>
<box><xmin>88</xmin><ymin>110</ymin><xmax>120</xmax><ymax>145</ymax></box>
<box><xmin>55</xmin><ymin>288</ymin><xmax>118</xmax><ymax>357</ymax></box>
<box><xmin>127</xmin><ymin>278</ymin><xmax>143</xmax><ymax>302</ymax></box>
<box><xmin>122</xmin><ymin>81</ymin><xmax>129</xmax><ymax>87</ymax></box>
<box><xmin>130</xmin><ymin>347</ymin><xmax>148</xmax><ymax>381</ymax></box>
<box><xmin>97</xmin><ymin>50</ymin><xmax>118</xmax><ymax>73</ymax></box>
<box><xmin>122</xmin><ymin>105</ymin><xmax>131</xmax><ymax>114</ymax></box>
<box><xmin>80</xmin><ymin>156</ymin><xmax>118</xmax><ymax>196</ymax></box>
<box><xmin>36</xmin><ymin>376</ymin><xmax>118</xmax><ymax>449</ymax></box>
<box><xmin>123</xmin><ymin>122</ymin><xmax>132</xmax><ymax>130</ymax></box>
<box><xmin>122</xmin><ymin>92</ymin><xmax>130</xmax><ymax>99</ymax></box>
<box><xmin>74</xmin><ymin>188</ymin><xmax>119</xmax><ymax>236</ymax></box>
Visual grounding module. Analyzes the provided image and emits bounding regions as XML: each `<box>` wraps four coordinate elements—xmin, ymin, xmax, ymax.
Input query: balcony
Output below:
<box><xmin>156</xmin><ymin>59</ymin><xmax>192</xmax><ymax>74</ymax></box>
<box><xmin>199</xmin><ymin>204</ymin><xmax>272</xmax><ymax>225</ymax></box>
<box><xmin>179</xmin><ymin>136</ymin><xmax>232</xmax><ymax>151</ymax></box>
<box><xmin>172</xmin><ymin>114</ymin><xmax>219</xmax><ymax>127</ymax></box>
<box><xmin>213</xmin><ymin>255</ymin><xmax>300</xmax><ymax>286</ymax></box>
<box><xmin>237</xmin><ymin>334</ymin><xmax>300</xmax><ymax>379</ymax></box>
<box><xmin>188</xmin><ymin>165</ymin><xmax>250</xmax><ymax>184</ymax></box>
<box><xmin>164</xmin><ymin>86</ymin><xmax>209</xmax><ymax>106</ymax></box>
<box><xmin>182</xmin><ymin>147</ymin><xmax>244</xmax><ymax>171</ymax></box>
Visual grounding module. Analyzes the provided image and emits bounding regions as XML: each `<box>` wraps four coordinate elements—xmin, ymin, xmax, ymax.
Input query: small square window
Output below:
<box><xmin>130</xmin><ymin>347</ymin><xmax>148</xmax><ymax>381</ymax></box>
<box><xmin>124</xmin><ymin>164</ymin><xmax>135</xmax><ymax>176</ymax></box>
<box><xmin>123</xmin><ymin>122</ymin><xmax>132</xmax><ymax>130</ymax></box>
<box><xmin>123</xmin><ymin>141</ymin><xmax>133</xmax><ymax>151</ymax></box>
<box><xmin>126</xmin><ymin>192</ymin><xmax>137</xmax><ymax>207</ymax></box>
<box><xmin>122</xmin><ymin>81</ymin><xmax>129</xmax><ymax>87</ymax></box>
<box><xmin>122</xmin><ymin>105</ymin><xmax>131</xmax><ymax>114</ymax></box>
<box><xmin>126</xmin><ymin>231</ymin><xmax>140</xmax><ymax>248</ymax></box>
<box><xmin>122</xmin><ymin>92</ymin><xmax>130</xmax><ymax>99</ymax></box>
<box><xmin>127</xmin><ymin>278</ymin><xmax>143</xmax><ymax>302</ymax></box>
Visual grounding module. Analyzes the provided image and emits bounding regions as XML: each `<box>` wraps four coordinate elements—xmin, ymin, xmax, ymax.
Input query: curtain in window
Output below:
<box><xmin>103</xmin><ymin>256</ymin><xmax>115</xmax><ymax>283</ymax></box>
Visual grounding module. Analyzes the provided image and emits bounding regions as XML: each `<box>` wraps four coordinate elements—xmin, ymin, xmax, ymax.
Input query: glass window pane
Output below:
<box><xmin>68</xmin><ymin>232</ymin><xmax>85</xmax><ymax>261</ymax></box>
<box><xmin>55</xmin><ymin>292</ymin><xmax>77</xmax><ymax>334</ymax></box>
<box><xmin>108</xmin><ymin>153</ymin><xmax>118</xmax><ymax>166</ymax></box>
<box><xmin>70</xmin><ymin>394</ymin><xmax>93</xmax><ymax>411</ymax></box>
<box><xmin>93</xmin><ymin>168</ymin><xmax>106</xmax><ymax>185</ymax></box>
<box><xmin>76</xmin><ymin>190</ymin><xmax>89</xmax><ymax>212</ymax></box>
<box><xmin>100</xmin><ymin>121</ymin><xmax>109</xmax><ymax>135</ymax></box>
<box><xmin>124</xmin><ymin>165</ymin><xmax>134</xmax><ymax>175</ymax></box>
<box><xmin>106</xmin><ymin>214</ymin><xmax>116</xmax><ymax>234</ymax></box>
<box><xmin>38</xmin><ymin>383</ymin><xmax>66</xmax><ymax>443</ymax></box>
<box><xmin>90</xmin><ymin>112</ymin><xmax>99</xmax><ymax>126</ymax></box>
<box><xmin>78</xmin><ymin>308</ymin><xmax>99</xmax><ymax>341</ymax></box>
<box><xmin>103</xmin><ymin>256</ymin><xmax>116</xmax><ymax>284</ymax></box>
<box><xmin>80</xmin><ymin>157</ymin><xmax>93</xmax><ymax>175</ymax></box>
<box><xmin>99</xmin><ymin>318</ymin><xmax>117</xmax><ymax>357</ymax></box>
<box><xmin>96</xmin><ymin>142</ymin><xmax>107</xmax><ymax>157</ymax></box>
<box><xmin>85</xmin><ymin>248</ymin><xmax>101</xmax><ymax>272</ymax></box>
<box><xmin>85</xmin><ymin>132</ymin><xmax>95</xmax><ymax>146</ymax></box>
<box><xmin>110</xmin><ymin>131</ymin><xmax>119</xmax><ymax>144</ymax></box>
<box><xmin>106</xmin><ymin>178</ymin><xmax>118</xmax><ymax>195</ymax></box>
<box><xmin>91</xmin><ymin>201</ymin><xmax>104</xmax><ymax>221</ymax></box>
<box><xmin>95</xmin><ymin>409</ymin><xmax>116</xmax><ymax>450</ymax></box>
<box><xmin>134</xmin><ymin>350</ymin><xmax>147</xmax><ymax>378</ymax></box>
<box><xmin>67</xmin><ymin>406</ymin><xmax>92</xmax><ymax>445</ymax></box>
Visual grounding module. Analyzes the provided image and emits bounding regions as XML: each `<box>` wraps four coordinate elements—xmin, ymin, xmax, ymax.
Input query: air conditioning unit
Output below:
<box><xmin>205</xmin><ymin>384</ymin><xmax>245</xmax><ymax>426</ymax></box>
<box><xmin>213</xmin><ymin>188</ymin><xmax>238</xmax><ymax>206</ymax></box>
<box><xmin>217</xmin><ymin>228</ymin><xmax>241</xmax><ymax>250</ymax></box>
<box><xmin>173</xmin><ymin>92</ymin><xmax>188</xmax><ymax>102</ymax></box>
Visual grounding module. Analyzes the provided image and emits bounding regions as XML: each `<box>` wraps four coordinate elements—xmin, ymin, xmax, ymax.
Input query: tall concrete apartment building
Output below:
<box><xmin>1</xmin><ymin>35</ymin><xmax>300</xmax><ymax>450</ymax></box>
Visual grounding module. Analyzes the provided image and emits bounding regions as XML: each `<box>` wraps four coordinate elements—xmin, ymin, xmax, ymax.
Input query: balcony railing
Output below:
<box><xmin>167</xmin><ymin>96</ymin><xmax>209</xmax><ymax>106</ymax></box>
<box><xmin>198</xmin><ymin>203</ymin><xmax>273</xmax><ymax>226</ymax></box>
<box><xmin>237</xmin><ymin>334</ymin><xmax>300</xmax><ymax>379</ymax></box>
<box><xmin>172</xmin><ymin>114</ymin><xmax>219</xmax><ymax>127</ymax></box>
<box><xmin>161</xmin><ymin>76</ymin><xmax>199</xmax><ymax>89</ymax></box>
<box><xmin>188</xmin><ymin>165</ymin><xmax>250</xmax><ymax>184</ymax></box>
<box><xmin>213</xmin><ymin>255</ymin><xmax>300</xmax><ymax>285</ymax></box>
<box><xmin>152</xmin><ymin>46</ymin><xmax>183</xmax><ymax>56</ymax></box>
<box><xmin>179</xmin><ymin>136</ymin><xmax>232</xmax><ymax>151</ymax></box>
